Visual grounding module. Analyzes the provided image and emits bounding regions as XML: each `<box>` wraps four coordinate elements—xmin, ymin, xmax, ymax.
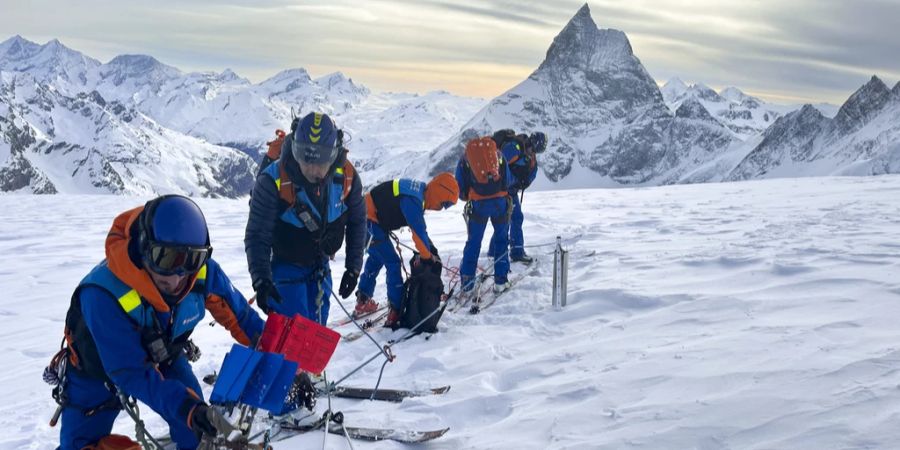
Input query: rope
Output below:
<box><xmin>119</xmin><ymin>394</ymin><xmax>166</xmax><ymax>450</ymax></box>
<box><xmin>521</xmin><ymin>233</ymin><xmax>583</xmax><ymax>249</ymax></box>
<box><xmin>389</xmin><ymin>232</ymin><xmax>410</xmax><ymax>279</ymax></box>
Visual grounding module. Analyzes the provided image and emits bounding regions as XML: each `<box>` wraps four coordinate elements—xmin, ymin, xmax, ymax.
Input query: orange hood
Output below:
<box><xmin>104</xmin><ymin>206</ymin><xmax>198</xmax><ymax>313</ymax></box>
<box><xmin>424</xmin><ymin>172</ymin><xmax>459</xmax><ymax>211</ymax></box>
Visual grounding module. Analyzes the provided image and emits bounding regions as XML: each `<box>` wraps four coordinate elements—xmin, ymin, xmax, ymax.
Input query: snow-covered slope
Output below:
<box><xmin>0</xmin><ymin>36</ymin><xmax>486</xmax><ymax>195</ymax></box>
<box><xmin>4</xmin><ymin>174</ymin><xmax>900</xmax><ymax>449</ymax></box>
<box><xmin>0</xmin><ymin>71</ymin><xmax>256</xmax><ymax>196</ymax></box>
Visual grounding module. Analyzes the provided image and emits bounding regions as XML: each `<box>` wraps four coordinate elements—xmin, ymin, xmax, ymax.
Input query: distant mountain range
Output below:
<box><xmin>0</xmin><ymin>36</ymin><xmax>484</xmax><ymax>195</ymax></box>
<box><xmin>417</xmin><ymin>4</ymin><xmax>897</xmax><ymax>189</ymax></box>
<box><xmin>2</xmin><ymin>3</ymin><xmax>897</xmax><ymax>196</ymax></box>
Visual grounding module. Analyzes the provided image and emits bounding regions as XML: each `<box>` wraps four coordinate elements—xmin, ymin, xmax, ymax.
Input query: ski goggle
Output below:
<box><xmin>292</xmin><ymin>139</ymin><xmax>338</xmax><ymax>166</ymax></box>
<box><xmin>144</xmin><ymin>242</ymin><xmax>212</xmax><ymax>276</ymax></box>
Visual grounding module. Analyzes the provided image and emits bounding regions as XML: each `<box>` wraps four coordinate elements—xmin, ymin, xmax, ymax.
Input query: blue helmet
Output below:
<box><xmin>291</xmin><ymin>112</ymin><xmax>341</xmax><ymax>166</ymax></box>
<box><xmin>142</xmin><ymin>195</ymin><xmax>208</xmax><ymax>246</ymax></box>
<box><xmin>528</xmin><ymin>131</ymin><xmax>547</xmax><ymax>153</ymax></box>
<box><xmin>139</xmin><ymin>195</ymin><xmax>212</xmax><ymax>275</ymax></box>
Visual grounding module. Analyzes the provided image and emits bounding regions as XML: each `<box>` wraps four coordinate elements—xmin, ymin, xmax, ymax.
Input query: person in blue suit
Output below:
<box><xmin>245</xmin><ymin>112</ymin><xmax>366</xmax><ymax>325</ymax></box>
<box><xmin>456</xmin><ymin>136</ymin><xmax>513</xmax><ymax>295</ymax></box>
<box><xmin>354</xmin><ymin>174</ymin><xmax>459</xmax><ymax>326</ymax></box>
<box><xmin>57</xmin><ymin>195</ymin><xmax>265</xmax><ymax>450</ymax></box>
<box><xmin>489</xmin><ymin>131</ymin><xmax>547</xmax><ymax>263</ymax></box>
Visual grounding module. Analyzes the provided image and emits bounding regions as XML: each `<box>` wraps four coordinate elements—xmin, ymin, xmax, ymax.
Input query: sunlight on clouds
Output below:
<box><xmin>1</xmin><ymin>0</ymin><xmax>898</xmax><ymax>103</ymax></box>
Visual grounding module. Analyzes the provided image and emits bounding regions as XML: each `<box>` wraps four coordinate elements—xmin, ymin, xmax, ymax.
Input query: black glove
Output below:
<box><xmin>189</xmin><ymin>403</ymin><xmax>234</xmax><ymax>439</ymax></box>
<box><xmin>286</xmin><ymin>372</ymin><xmax>317</xmax><ymax>412</ymax></box>
<box><xmin>338</xmin><ymin>269</ymin><xmax>359</xmax><ymax>299</ymax></box>
<box><xmin>429</xmin><ymin>245</ymin><xmax>441</xmax><ymax>262</ymax></box>
<box><xmin>253</xmin><ymin>278</ymin><xmax>282</xmax><ymax>314</ymax></box>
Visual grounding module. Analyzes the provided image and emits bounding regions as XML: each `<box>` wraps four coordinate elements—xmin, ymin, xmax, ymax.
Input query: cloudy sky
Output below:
<box><xmin>2</xmin><ymin>0</ymin><xmax>898</xmax><ymax>104</ymax></box>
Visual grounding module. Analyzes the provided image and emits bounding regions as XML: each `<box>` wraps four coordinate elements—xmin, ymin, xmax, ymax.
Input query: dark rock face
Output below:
<box><xmin>728</xmin><ymin>76</ymin><xmax>900</xmax><ymax>181</ymax></box>
<box><xmin>832</xmin><ymin>76</ymin><xmax>891</xmax><ymax>134</ymax></box>
<box><xmin>426</xmin><ymin>3</ymin><xmax>735</xmax><ymax>185</ymax></box>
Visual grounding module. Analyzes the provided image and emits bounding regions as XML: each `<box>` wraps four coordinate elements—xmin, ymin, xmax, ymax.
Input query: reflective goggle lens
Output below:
<box><xmin>147</xmin><ymin>243</ymin><xmax>211</xmax><ymax>275</ymax></box>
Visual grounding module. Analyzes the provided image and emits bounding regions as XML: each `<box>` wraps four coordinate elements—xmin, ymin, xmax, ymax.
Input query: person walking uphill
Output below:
<box><xmin>245</xmin><ymin>112</ymin><xmax>366</xmax><ymax>325</ymax></box>
<box><xmin>56</xmin><ymin>195</ymin><xmax>265</xmax><ymax>450</ymax></box>
<box><xmin>355</xmin><ymin>174</ymin><xmax>459</xmax><ymax>327</ymax></box>
<box><xmin>455</xmin><ymin>136</ymin><xmax>513</xmax><ymax>296</ymax></box>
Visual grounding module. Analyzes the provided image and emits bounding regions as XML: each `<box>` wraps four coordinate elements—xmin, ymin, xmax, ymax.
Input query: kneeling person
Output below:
<box><xmin>58</xmin><ymin>195</ymin><xmax>264</xmax><ymax>450</ymax></box>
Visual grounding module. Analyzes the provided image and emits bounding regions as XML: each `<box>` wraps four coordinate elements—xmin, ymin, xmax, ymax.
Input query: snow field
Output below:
<box><xmin>2</xmin><ymin>174</ymin><xmax>900</xmax><ymax>448</ymax></box>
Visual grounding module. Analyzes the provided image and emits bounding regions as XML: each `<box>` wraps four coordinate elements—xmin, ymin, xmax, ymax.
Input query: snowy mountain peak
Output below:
<box><xmin>38</xmin><ymin>38</ymin><xmax>96</xmax><ymax>64</ymax></box>
<box><xmin>315</xmin><ymin>71</ymin><xmax>368</xmax><ymax>95</ymax></box>
<box><xmin>675</xmin><ymin>97</ymin><xmax>717</xmax><ymax>122</ymax></box>
<box><xmin>833</xmin><ymin>75</ymin><xmax>892</xmax><ymax>132</ymax></box>
<box><xmin>217</xmin><ymin>68</ymin><xmax>246</xmax><ymax>83</ymax></box>
<box><xmin>719</xmin><ymin>86</ymin><xmax>747</xmax><ymax>103</ymax></box>
<box><xmin>102</xmin><ymin>54</ymin><xmax>181</xmax><ymax>86</ymax></box>
<box><xmin>660</xmin><ymin>77</ymin><xmax>689</xmax><ymax>102</ymax></box>
<box><xmin>0</xmin><ymin>35</ymin><xmax>41</xmax><ymax>60</ymax></box>
<box><xmin>689</xmin><ymin>82</ymin><xmax>724</xmax><ymax>102</ymax></box>
<box><xmin>106</xmin><ymin>54</ymin><xmax>177</xmax><ymax>73</ymax></box>
<box><xmin>892</xmin><ymin>81</ymin><xmax>900</xmax><ymax>98</ymax></box>
<box><xmin>263</xmin><ymin>68</ymin><xmax>311</xmax><ymax>84</ymax></box>
<box><xmin>258</xmin><ymin>68</ymin><xmax>315</xmax><ymax>95</ymax></box>
<box><xmin>796</xmin><ymin>103</ymin><xmax>827</xmax><ymax>120</ymax></box>
<box><xmin>540</xmin><ymin>4</ymin><xmax>634</xmax><ymax>72</ymax></box>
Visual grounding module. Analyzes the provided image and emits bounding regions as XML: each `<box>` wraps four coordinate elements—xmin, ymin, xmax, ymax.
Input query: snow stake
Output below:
<box><xmin>552</xmin><ymin>236</ymin><xmax>569</xmax><ymax>309</ymax></box>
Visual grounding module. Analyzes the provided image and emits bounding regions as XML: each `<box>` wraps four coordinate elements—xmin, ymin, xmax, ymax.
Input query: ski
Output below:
<box><xmin>322</xmin><ymin>385</ymin><xmax>450</xmax><ymax>402</ymax></box>
<box><xmin>341</xmin><ymin>310</ymin><xmax>389</xmax><ymax>342</ymax></box>
<box><xmin>271</xmin><ymin>414</ymin><xmax>449</xmax><ymax>443</ymax></box>
<box><xmin>470</xmin><ymin>259</ymin><xmax>540</xmax><ymax>314</ymax></box>
<box><xmin>327</xmin><ymin>303</ymin><xmax>387</xmax><ymax>328</ymax></box>
<box><xmin>331</xmin><ymin>424</ymin><xmax>449</xmax><ymax>443</ymax></box>
<box><xmin>448</xmin><ymin>272</ymin><xmax>493</xmax><ymax>313</ymax></box>
<box><xmin>157</xmin><ymin>435</ymin><xmax>267</xmax><ymax>450</ymax></box>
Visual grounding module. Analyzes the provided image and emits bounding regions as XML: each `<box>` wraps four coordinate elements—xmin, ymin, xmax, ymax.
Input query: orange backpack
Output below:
<box><xmin>86</xmin><ymin>434</ymin><xmax>141</xmax><ymax>450</ymax></box>
<box><xmin>464</xmin><ymin>137</ymin><xmax>500</xmax><ymax>184</ymax></box>
<box><xmin>266</xmin><ymin>129</ymin><xmax>287</xmax><ymax>159</ymax></box>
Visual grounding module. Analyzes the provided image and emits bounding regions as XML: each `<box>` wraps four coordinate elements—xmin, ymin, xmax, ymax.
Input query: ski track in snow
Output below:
<box><xmin>2</xmin><ymin>175</ymin><xmax>900</xmax><ymax>449</ymax></box>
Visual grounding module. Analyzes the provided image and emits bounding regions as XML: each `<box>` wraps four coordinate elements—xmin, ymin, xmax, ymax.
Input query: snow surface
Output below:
<box><xmin>4</xmin><ymin>175</ymin><xmax>900</xmax><ymax>449</ymax></box>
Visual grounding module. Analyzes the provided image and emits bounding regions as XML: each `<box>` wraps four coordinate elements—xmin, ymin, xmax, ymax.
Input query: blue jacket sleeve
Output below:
<box><xmin>527</xmin><ymin>159</ymin><xmax>538</xmax><ymax>185</ymax></box>
<box><xmin>500</xmin><ymin>143</ymin><xmax>521</xmax><ymax>188</ymax></box>
<box><xmin>343</xmin><ymin>169</ymin><xmax>366</xmax><ymax>273</ymax></box>
<box><xmin>501</xmin><ymin>154</ymin><xmax>512</xmax><ymax>192</ymax></box>
<box><xmin>79</xmin><ymin>286</ymin><xmax>200</xmax><ymax>428</ymax></box>
<box><xmin>400</xmin><ymin>196</ymin><xmax>432</xmax><ymax>250</ymax></box>
<box><xmin>245</xmin><ymin>173</ymin><xmax>280</xmax><ymax>287</ymax></box>
<box><xmin>455</xmin><ymin>159</ymin><xmax>469</xmax><ymax>201</ymax></box>
<box><xmin>203</xmin><ymin>259</ymin><xmax>265</xmax><ymax>346</ymax></box>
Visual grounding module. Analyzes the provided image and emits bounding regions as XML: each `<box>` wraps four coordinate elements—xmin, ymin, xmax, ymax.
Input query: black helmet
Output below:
<box><xmin>528</xmin><ymin>131</ymin><xmax>547</xmax><ymax>153</ymax></box>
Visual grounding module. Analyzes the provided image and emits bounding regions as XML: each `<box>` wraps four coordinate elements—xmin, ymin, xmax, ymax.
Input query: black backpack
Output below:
<box><xmin>491</xmin><ymin>129</ymin><xmax>517</xmax><ymax>150</ymax></box>
<box><xmin>399</xmin><ymin>256</ymin><xmax>445</xmax><ymax>334</ymax></box>
<box><xmin>492</xmin><ymin>130</ymin><xmax>533</xmax><ymax>190</ymax></box>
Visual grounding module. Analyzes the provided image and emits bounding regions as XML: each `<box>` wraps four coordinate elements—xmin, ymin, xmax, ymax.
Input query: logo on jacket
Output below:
<box><xmin>181</xmin><ymin>312</ymin><xmax>200</xmax><ymax>326</ymax></box>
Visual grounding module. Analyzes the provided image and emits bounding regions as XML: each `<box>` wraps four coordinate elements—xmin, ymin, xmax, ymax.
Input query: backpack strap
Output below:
<box><xmin>336</xmin><ymin>159</ymin><xmax>355</xmax><ymax>202</ymax></box>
